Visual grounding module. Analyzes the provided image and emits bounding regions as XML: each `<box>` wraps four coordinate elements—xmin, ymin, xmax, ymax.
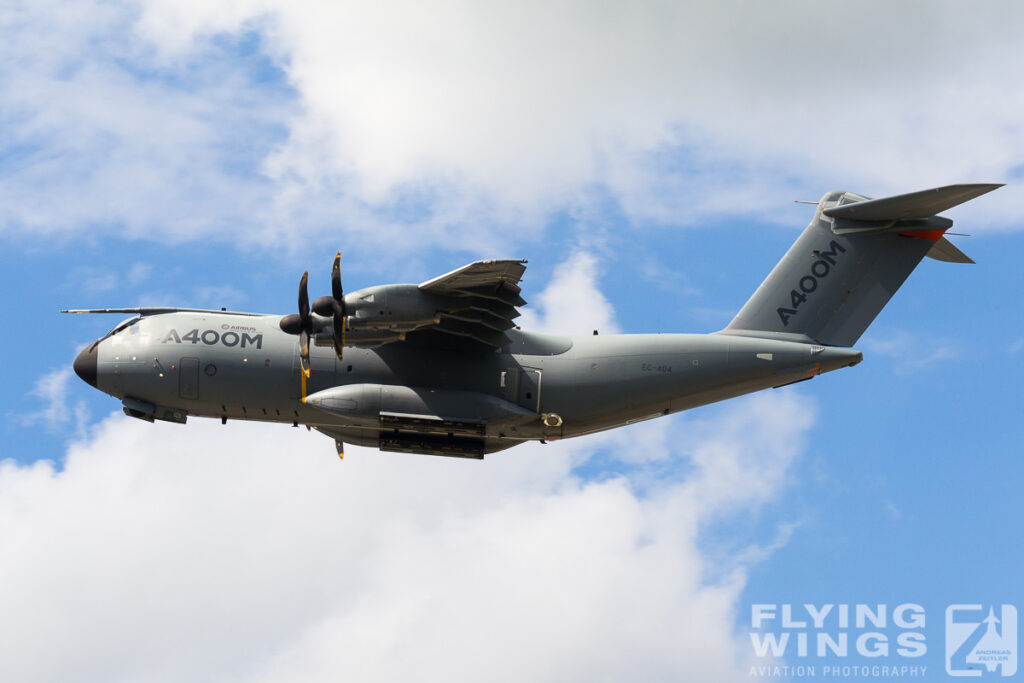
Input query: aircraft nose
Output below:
<box><xmin>74</xmin><ymin>343</ymin><xmax>98</xmax><ymax>388</ymax></box>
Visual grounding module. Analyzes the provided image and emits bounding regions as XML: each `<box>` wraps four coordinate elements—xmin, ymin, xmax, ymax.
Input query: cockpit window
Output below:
<box><xmin>103</xmin><ymin>316</ymin><xmax>141</xmax><ymax>339</ymax></box>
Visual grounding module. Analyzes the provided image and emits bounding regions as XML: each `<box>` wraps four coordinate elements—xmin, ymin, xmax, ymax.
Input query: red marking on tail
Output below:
<box><xmin>899</xmin><ymin>229</ymin><xmax>946</xmax><ymax>242</ymax></box>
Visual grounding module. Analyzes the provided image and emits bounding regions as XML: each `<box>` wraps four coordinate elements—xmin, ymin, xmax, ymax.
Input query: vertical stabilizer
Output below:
<box><xmin>722</xmin><ymin>184</ymin><xmax>1001</xmax><ymax>347</ymax></box>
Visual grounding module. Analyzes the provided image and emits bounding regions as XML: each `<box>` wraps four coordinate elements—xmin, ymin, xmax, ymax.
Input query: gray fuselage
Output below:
<box><xmin>77</xmin><ymin>311</ymin><xmax>861</xmax><ymax>455</ymax></box>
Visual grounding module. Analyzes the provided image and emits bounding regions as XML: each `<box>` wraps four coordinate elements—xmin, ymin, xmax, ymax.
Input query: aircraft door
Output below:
<box><xmin>518</xmin><ymin>368</ymin><xmax>541</xmax><ymax>413</ymax></box>
<box><xmin>179</xmin><ymin>357</ymin><xmax>199</xmax><ymax>400</ymax></box>
<box><xmin>500</xmin><ymin>368</ymin><xmax>519</xmax><ymax>403</ymax></box>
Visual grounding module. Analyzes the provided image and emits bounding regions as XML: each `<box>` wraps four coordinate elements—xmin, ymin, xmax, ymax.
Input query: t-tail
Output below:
<box><xmin>723</xmin><ymin>184</ymin><xmax>1002</xmax><ymax>347</ymax></box>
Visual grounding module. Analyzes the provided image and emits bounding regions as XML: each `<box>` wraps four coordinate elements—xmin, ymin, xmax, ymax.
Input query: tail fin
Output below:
<box><xmin>723</xmin><ymin>184</ymin><xmax>1002</xmax><ymax>347</ymax></box>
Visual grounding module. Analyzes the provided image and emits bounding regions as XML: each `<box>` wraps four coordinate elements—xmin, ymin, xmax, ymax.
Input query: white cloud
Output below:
<box><xmin>860</xmin><ymin>329</ymin><xmax>961</xmax><ymax>375</ymax></box>
<box><xmin>0</xmin><ymin>385</ymin><xmax>810</xmax><ymax>683</ymax></box>
<box><xmin>127</xmin><ymin>263</ymin><xmax>153</xmax><ymax>286</ymax></box>
<box><xmin>884</xmin><ymin>500</ymin><xmax>903</xmax><ymax>521</ymax></box>
<box><xmin>517</xmin><ymin>251</ymin><xmax>620</xmax><ymax>336</ymax></box>
<box><xmin>17</xmin><ymin>366</ymin><xmax>89</xmax><ymax>434</ymax></box>
<box><xmin>135</xmin><ymin>0</ymin><xmax>1024</xmax><ymax>230</ymax></box>
<box><xmin>70</xmin><ymin>266</ymin><xmax>119</xmax><ymax>296</ymax></box>
<box><xmin>68</xmin><ymin>263</ymin><xmax>153</xmax><ymax>296</ymax></box>
<box><xmin>4</xmin><ymin>1</ymin><xmax>1021</xmax><ymax>249</ymax></box>
<box><xmin>191</xmin><ymin>284</ymin><xmax>247</xmax><ymax>309</ymax></box>
<box><xmin>0</xmin><ymin>0</ymin><xmax>288</xmax><ymax>242</ymax></box>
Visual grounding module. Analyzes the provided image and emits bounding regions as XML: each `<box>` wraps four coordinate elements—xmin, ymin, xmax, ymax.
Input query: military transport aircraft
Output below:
<box><xmin>65</xmin><ymin>184</ymin><xmax>1000</xmax><ymax>459</ymax></box>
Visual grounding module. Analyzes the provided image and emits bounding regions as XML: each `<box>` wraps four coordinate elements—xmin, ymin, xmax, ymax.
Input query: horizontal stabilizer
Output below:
<box><xmin>831</xmin><ymin>214</ymin><xmax>952</xmax><ymax>235</ymax></box>
<box><xmin>823</xmin><ymin>184</ymin><xmax>1003</xmax><ymax>221</ymax></box>
<box><xmin>926</xmin><ymin>237</ymin><xmax>975</xmax><ymax>264</ymax></box>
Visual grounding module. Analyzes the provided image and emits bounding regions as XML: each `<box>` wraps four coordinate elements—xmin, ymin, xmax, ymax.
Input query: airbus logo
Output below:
<box><xmin>777</xmin><ymin>239</ymin><xmax>847</xmax><ymax>326</ymax></box>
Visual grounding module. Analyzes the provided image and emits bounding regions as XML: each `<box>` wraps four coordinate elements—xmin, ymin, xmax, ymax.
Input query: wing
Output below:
<box><xmin>419</xmin><ymin>259</ymin><xmax>528</xmax><ymax>294</ymax></box>
<box><xmin>312</xmin><ymin>259</ymin><xmax>529</xmax><ymax>352</ymax></box>
<box><xmin>415</xmin><ymin>259</ymin><xmax>528</xmax><ymax>348</ymax></box>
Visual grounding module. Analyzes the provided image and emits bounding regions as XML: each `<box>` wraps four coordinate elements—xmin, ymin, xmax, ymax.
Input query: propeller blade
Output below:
<box><xmin>332</xmin><ymin>251</ymin><xmax>345</xmax><ymax>359</ymax></box>
<box><xmin>282</xmin><ymin>270</ymin><xmax>316</xmax><ymax>378</ymax></box>
<box><xmin>331</xmin><ymin>251</ymin><xmax>344</xmax><ymax>314</ymax></box>
<box><xmin>299</xmin><ymin>328</ymin><xmax>311</xmax><ymax>377</ymax></box>
<box><xmin>287</xmin><ymin>261</ymin><xmax>341</xmax><ymax>373</ymax></box>
<box><xmin>333</xmin><ymin>312</ymin><xmax>345</xmax><ymax>359</ymax></box>
<box><xmin>298</xmin><ymin>271</ymin><xmax>310</xmax><ymax>322</ymax></box>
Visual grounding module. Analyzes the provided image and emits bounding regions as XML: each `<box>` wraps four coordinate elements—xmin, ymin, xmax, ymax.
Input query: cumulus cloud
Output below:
<box><xmin>0</xmin><ymin>387</ymin><xmax>811</xmax><ymax>683</ymax></box>
<box><xmin>17</xmin><ymin>366</ymin><xmax>89</xmax><ymax>434</ymax></box>
<box><xmin>135</xmin><ymin>0</ymin><xmax>1024</xmax><ymax>228</ymax></box>
<box><xmin>0</xmin><ymin>0</ymin><xmax>288</xmax><ymax>242</ymax></box>
<box><xmin>3</xmin><ymin>1</ymin><xmax>1020</xmax><ymax>249</ymax></box>
<box><xmin>517</xmin><ymin>251</ymin><xmax>620</xmax><ymax>336</ymax></box>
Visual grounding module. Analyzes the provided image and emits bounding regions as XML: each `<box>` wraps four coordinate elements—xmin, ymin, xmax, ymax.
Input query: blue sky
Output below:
<box><xmin>2</xmin><ymin>2</ymin><xmax>1023</xmax><ymax>681</ymax></box>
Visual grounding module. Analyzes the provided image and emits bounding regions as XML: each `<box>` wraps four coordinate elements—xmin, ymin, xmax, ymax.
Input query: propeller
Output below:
<box><xmin>312</xmin><ymin>251</ymin><xmax>346</xmax><ymax>360</ymax></box>
<box><xmin>279</xmin><ymin>253</ymin><xmax>347</xmax><ymax>378</ymax></box>
<box><xmin>279</xmin><ymin>271</ymin><xmax>314</xmax><ymax>377</ymax></box>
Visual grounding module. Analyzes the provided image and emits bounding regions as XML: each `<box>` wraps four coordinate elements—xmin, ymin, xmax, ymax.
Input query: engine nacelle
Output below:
<box><xmin>344</xmin><ymin>284</ymin><xmax>444</xmax><ymax>330</ymax></box>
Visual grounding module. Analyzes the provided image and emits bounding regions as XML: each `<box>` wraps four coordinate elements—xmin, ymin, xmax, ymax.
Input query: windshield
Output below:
<box><xmin>103</xmin><ymin>316</ymin><xmax>142</xmax><ymax>339</ymax></box>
